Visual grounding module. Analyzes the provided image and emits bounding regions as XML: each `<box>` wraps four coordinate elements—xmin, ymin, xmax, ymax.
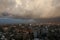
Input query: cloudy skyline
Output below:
<box><xmin>0</xmin><ymin>0</ymin><xmax>60</xmax><ymax>18</ymax></box>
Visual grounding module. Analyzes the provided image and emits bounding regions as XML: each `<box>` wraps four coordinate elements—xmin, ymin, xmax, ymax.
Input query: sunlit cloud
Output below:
<box><xmin>0</xmin><ymin>0</ymin><xmax>60</xmax><ymax>18</ymax></box>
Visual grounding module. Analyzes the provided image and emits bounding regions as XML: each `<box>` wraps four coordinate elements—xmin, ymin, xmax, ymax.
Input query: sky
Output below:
<box><xmin>0</xmin><ymin>0</ymin><xmax>60</xmax><ymax>19</ymax></box>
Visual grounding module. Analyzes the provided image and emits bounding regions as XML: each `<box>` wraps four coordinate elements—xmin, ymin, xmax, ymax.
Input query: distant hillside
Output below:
<box><xmin>35</xmin><ymin>17</ymin><xmax>60</xmax><ymax>23</ymax></box>
<box><xmin>0</xmin><ymin>17</ymin><xmax>60</xmax><ymax>24</ymax></box>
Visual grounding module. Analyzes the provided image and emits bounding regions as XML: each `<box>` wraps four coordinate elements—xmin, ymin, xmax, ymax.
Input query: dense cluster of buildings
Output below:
<box><xmin>0</xmin><ymin>23</ymin><xmax>60</xmax><ymax>40</ymax></box>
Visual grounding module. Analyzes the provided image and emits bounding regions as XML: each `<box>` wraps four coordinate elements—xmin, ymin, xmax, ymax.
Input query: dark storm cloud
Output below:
<box><xmin>0</xmin><ymin>0</ymin><xmax>60</xmax><ymax>18</ymax></box>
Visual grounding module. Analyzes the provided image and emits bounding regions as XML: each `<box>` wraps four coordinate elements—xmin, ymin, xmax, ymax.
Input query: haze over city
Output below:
<box><xmin>0</xmin><ymin>0</ymin><xmax>60</xmax><ymax>23</ymax></box>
